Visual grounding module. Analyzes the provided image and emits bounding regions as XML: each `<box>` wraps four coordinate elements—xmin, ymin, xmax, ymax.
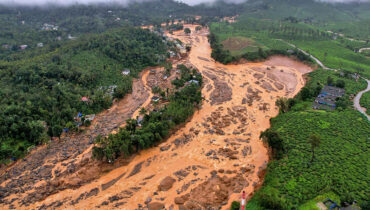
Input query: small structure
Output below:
<box><xmin>41</xmin><ymin>23</ymin><xmax>58</xmax><ymax>31</ymax></box>
<box><xmin>37</xmin><ymin>43</ymin><xmax>44</xmax><ymax>47</ymax></box>
<box><xmin>122</xmin><ymin>69</ymin><xmax>130</xmax><ymax>76</ymax></box>
<box><xmin>74</xmin><ymin>112</ymin><xmax>83</xmax><ymax>121</ymax></box>
<box><xmin>2</xmin><ymin>44</ymin><xmax>9</xmax><ymax>49</ymax></box>
<box><xmin>136</xmin><ymin>116</ymin><xmax>144</xmax><ymax>127</ymax></box>
<box><xmin>19</xmin><ymin>45</ymin><xmax>28</xmax><ymax>50</ymax></box>
<box><xmin>151</xmin><ymin>96</ymin><xmax>160</xmax><ymax>102</ymax></box>
<box><xmin>321</xmin><ymin>86</ymin><xmax>345</xmax><ymax>97</ymax></box>
<box><xmin>287</xmin><ymin>49</ymin><xmax>295</xmax><ymax>54</ymax></box>
<box><xmin>188</xmin><ymin>79</ymin><xmax>199</xmax><ymax>85</ymax></box>
<box><xmin>323</xmin><ymin>198</ymin><xmax>340</xmax><ymax>209</ymax></box>
<box><xmin>150</xmin><ymin>69</ymin><xmax>156</xmax><ymax>74</ymax></box>
<box><xmin>312</xmin><ymin>86</ymin><xmax>345</xmax><ymax>110</ymax></box>
<box><xmin>351</xmin><ymin>73</ymin><xmax>360</xmax><ymax>82</ymax></box>
<box><xmin>68</xmin><ymin>34</ymin><xmax>77</xmax><ymax>40</ymax></box>
<box><xmin>169</xmin><ymin>51</ymin><xmax>176</xmax><ymax>58</ymax></box>
<box><xmin>85</xmin><ymin>114</ymin><xmax>95</xmax><ymax>122</ymax></box>
<box><xmin>81</xmin><ymin>97</ymin><xmax>90</xmax><ymax>103</ymax></box>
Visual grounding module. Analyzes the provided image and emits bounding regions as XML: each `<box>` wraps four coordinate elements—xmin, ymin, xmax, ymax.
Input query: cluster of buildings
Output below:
<box><xmin>73</xmin><ymin>112</ymin><xmax>95</xmax><ymax>128</ymax></box>
<box><xmin>41</xmin><ymin>23</ymin><xmax>59</xmax><ymax>31</ymax></box>
<box><xmin>312</xmin><ymin>86</ymin><xmax>345</xmax><ymax>110</ymax></box>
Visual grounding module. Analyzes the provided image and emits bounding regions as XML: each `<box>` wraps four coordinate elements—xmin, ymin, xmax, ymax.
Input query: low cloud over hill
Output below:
<box><xmin>1</xmin><ymin>0</ymin><xmax>369</xmax><ymax>7</ymax></box>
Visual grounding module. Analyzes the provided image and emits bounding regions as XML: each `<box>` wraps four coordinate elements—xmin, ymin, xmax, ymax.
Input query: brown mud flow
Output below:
<box><xmin>0</xmin><ymin>25</ymin><xmax>312</xmax><ymax>210</ymax></box>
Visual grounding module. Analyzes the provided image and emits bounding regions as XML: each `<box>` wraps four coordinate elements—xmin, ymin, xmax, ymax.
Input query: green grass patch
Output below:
<box><xmin>221</xmin><ymin>36</ymin><xmax>266</xmax><ymax>56</ymax></box>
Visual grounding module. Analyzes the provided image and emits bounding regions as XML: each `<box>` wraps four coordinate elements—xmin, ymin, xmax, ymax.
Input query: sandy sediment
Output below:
<box><xmin>0</xmin><ymin>25</ymin><xmax>313</xmax><ymax>210</ymax></box>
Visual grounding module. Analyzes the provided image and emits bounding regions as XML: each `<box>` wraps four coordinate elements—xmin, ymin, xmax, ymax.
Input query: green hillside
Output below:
<box><xmin>0</xmin><ymin>26</ymin><xmax>168</xmax><ymax>162</ymax></box>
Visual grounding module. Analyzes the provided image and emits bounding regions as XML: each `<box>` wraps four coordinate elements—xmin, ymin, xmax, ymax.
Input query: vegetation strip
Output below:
<box><xmin>92</xmin><ymin>65</ymin><xmax>203</xmax><ymax>162</ymax></box>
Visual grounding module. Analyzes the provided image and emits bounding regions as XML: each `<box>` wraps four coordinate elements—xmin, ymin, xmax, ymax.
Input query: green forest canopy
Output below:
<box><xmin>0</xmin><ymin>26</ymin><xmax>168</xmax><ymax>162</ymax></box>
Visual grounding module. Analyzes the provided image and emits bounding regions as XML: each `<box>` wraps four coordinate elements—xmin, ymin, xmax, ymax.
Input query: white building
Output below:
<box><xmin>122</xmin><ymin>69</ymin><xmax>131</xmax><ymax>76</ymax></box>
<box><xmin>20</xmin><ymin>45</ymin><xmax>28</xmax><ymax>50</ymax></box>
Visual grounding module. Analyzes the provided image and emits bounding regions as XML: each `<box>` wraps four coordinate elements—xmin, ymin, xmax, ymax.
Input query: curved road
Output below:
<box><xmin>354</xmin><ymin>79</ymin><xmax>370</xmax><ymax>120</ymax></box>
<box><xmin>278</xmin><ymin>39</ymin><xmax>370</xmax><ymax>120</ymax></box>
<box><xmin>359</xmin><ymin>47</ymin><xmax>370</xmax><ymax>53</ymax></box>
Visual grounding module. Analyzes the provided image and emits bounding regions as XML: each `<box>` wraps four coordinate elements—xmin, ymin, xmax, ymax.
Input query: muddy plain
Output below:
<box><xmin>0</xmin><ymin>25</ymin><xmax>313</xmax><ymax>210</ymax></box>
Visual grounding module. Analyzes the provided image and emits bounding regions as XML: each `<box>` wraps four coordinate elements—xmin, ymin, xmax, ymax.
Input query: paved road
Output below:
<box><xmin>359</xmin><ymin>47</ymin><xmax>370</xmax><ymax>53</ymax></box>
<box><xmin>354</xmin><ymin>78</ymin><xmax>370</xmax><ymax>120</ymax></box>
<box><xmin>278</xmin><ymin>39</ymin><xmax>370</xmax><ymax>120</ymax></box>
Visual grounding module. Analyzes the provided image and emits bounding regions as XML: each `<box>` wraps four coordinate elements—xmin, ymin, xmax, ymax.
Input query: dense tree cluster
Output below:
<box><xmin>93</xmin><ymin>65</ymin><xmax>202</xmax><ymax>162</ymax></box>
<box><xmin>0</xmin><ymin>27</ymin><xmax>168</xmax><ymax>162</ymax></box>
<box><xmin>0</xmin><ymin>0</ymin><xmax>244</xmax><ymax>59</ymax></box>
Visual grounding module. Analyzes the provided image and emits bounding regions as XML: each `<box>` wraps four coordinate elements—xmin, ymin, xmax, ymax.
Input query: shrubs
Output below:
<box><xmin>336</xmin><ymin>80</ymin><xmax>345</xmax><ymax>88</ymax></box>
<box><xmin>275</xmin><ymin>97</ymin><xmax>297</xmax><ymax>113</ymax></box>
<box><xmin>260</xmin><ymin>129</ymin><xmax>284</xmax><ymax>159</ymax></box>
<box><xmin>230</xmin><ymin>201</ymin><xmax>240</xmax><ymax>210</ymax></box>
<box><xmin>184</xmin><ymin>28</ymin><xmax>191</xmax><ymax>34</ymax></box>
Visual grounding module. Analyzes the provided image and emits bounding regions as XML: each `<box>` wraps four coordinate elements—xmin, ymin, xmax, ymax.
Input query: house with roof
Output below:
<box><xmin>312</xmin><ymin>86</ymin><xmax>345</xmax><ymax>110</ymax></box>
<box><xmin>188</xmin><ymin>79</ymin><xmax>200</xmax><ymax>85</ymax></box>
<box><xmin>151</xmin><ymin>96</ymin><xmax>160</xmax><ymax>102</ymax></box>
<box><xmin>136</xmin><ymin>116</ymin><xmax>144</xmax><ymax>127</ymax></box>
<box><xmin>41</xmin><ymin>23</ymin><xmax>59</xmax><ymax>31</ymax></box>
<box><xmin>2</xmin><ymin>44</ymin><xmax>10</xmax><ymax>49</ymax></box>
<box><xmin>85</xmin><ymin>114</ymin><xmax>96</xmax><ymax>122</ymax></box>
<box><xmin>81</xmin><ymin>97</ymin><xmax>90</xmax><ymax>103</ymax></box>
<box><xmin>20</xmin><ymin>45</ymin><xmax>28</xmax><ymax>50</ymax></box>
<box><xmin>122</xmin><ymin>69</ymin><xmax>131</xmax><ymax>76</ymax></box>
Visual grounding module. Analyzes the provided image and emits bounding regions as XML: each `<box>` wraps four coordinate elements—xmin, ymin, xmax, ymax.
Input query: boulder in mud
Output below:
<box><xmin>174</xmin><ymin>196</ymin><xmax>186</xmax><ymax>205</ymax></box>
<box><xmin>158</xmin><ymin>176</ymin><xmax>176</xmax><ymax>191</ymax></box>
<box><xmin>148</xmin><ymin>202</ymin><xmax>165</xmax><ymax>210</ymax></box>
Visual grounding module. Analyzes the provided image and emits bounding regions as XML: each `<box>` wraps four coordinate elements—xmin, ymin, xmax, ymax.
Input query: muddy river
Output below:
<box><xmin>0</xmin><ymin>25</ymin><xmax>312</xmax><ymax>210</ymax></box>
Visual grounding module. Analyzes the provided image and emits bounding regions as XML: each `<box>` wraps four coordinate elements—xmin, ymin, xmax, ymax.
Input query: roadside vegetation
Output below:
<box><xmin>92</xmin><ymin>65</ymin><xmax>203</xmax><ymax>162</ymax></box>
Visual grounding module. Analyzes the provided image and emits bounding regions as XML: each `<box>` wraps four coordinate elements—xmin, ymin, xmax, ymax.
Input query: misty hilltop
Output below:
<box><xmin>1</xmin><ymin>0</ymin><xmax>370</xmax><ymax>7</ymax></box>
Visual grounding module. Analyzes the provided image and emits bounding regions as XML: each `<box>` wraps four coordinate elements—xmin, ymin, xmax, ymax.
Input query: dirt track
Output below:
<box><xmin>0</xmin><ymin>25</ymin><xmax>313</xmax><ymax>210</ymax></box>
